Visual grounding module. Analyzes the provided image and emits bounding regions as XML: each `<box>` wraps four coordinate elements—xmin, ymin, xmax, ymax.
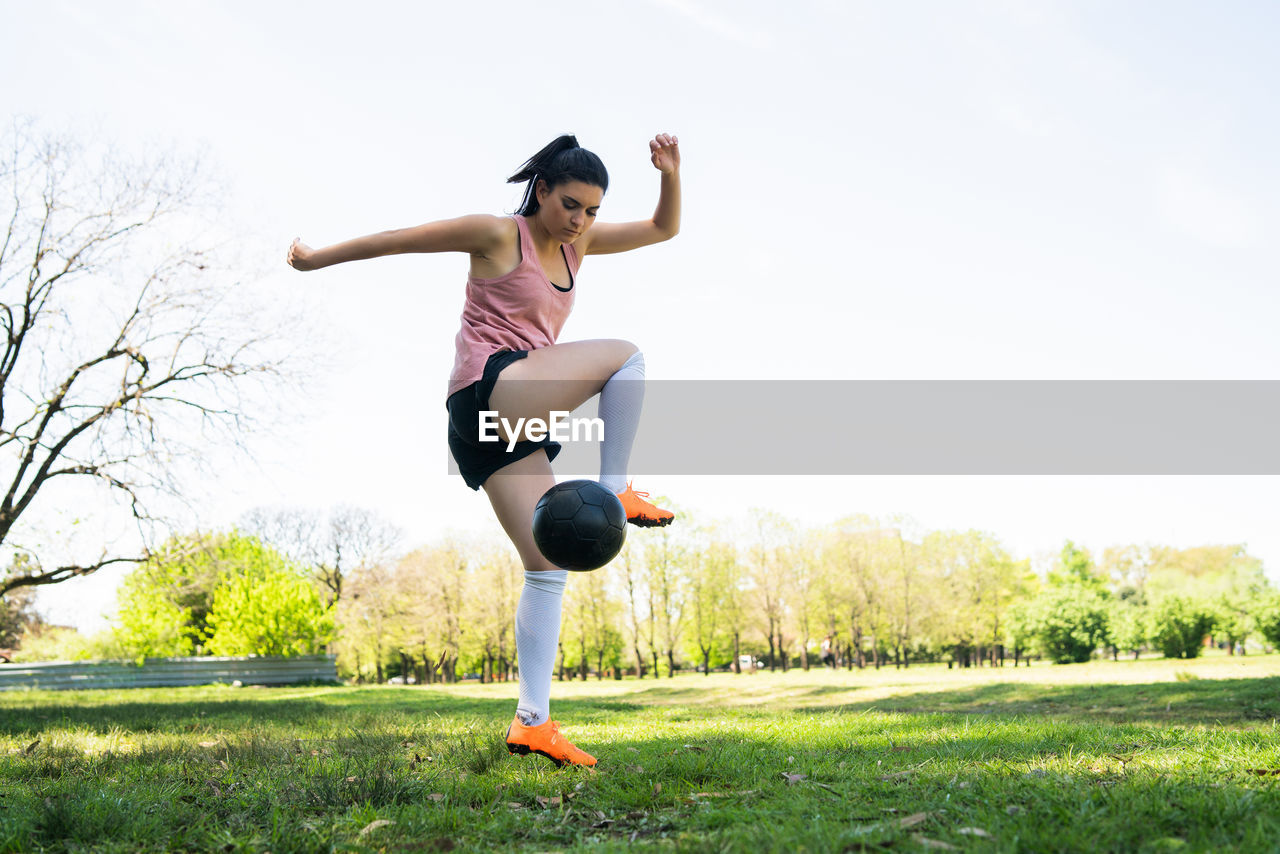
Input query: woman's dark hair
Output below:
<box><xmin>507</xmin><ymin>134</ymin><xmax>608</xmax><ymax>216</ymax></box>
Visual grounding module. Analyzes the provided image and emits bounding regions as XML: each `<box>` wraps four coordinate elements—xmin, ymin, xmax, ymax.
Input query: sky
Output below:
<box><xmin>2</xmin><ymin>0</ymin><xmax>1278</xmax><ymax>630</ymax></box>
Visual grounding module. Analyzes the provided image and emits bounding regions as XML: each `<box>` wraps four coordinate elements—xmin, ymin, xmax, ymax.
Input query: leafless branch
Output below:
<box><xmin>0</xmin><ymin>121</ymin><xmax>295</xmax><ymax>595</ymax></box>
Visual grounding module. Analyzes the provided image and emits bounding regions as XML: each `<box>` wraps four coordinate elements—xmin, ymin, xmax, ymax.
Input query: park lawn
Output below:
<box><xmin>1</xmin><ymin>654</ymin><xmax>1279</xmax><ymax>852</ymax></box>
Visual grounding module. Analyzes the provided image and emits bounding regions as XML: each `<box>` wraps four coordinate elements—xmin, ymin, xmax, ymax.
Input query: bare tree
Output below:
<box><xmin>0</xmin><ymin>121</ymin><xmax>287</xmax><ymax>595</ymax></box>
<box><xmin>240</xmin><ymin>505</ymin><xmax>402</xmax><ymax>605</ymax></box>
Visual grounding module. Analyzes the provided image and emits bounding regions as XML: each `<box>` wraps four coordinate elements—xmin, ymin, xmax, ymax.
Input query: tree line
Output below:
<box><xmin>10</xmin><ymin>506</ymin><xmax>1279</xmax><ymax>679</ymax></box>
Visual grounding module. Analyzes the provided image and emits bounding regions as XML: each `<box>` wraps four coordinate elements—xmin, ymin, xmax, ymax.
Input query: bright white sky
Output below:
<box><xmin>3</xmin><ymin>0</ymin><xmax>1278</xmax><ymax>631</ymax></box>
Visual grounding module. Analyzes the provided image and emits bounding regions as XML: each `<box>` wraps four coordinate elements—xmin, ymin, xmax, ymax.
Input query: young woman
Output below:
<box><xmin>287</xmin><ymin>132</ymin><xmax>681</xmax><ymax>767</ymax></box>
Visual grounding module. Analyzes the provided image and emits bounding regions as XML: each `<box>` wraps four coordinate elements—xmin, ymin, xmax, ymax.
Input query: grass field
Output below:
<box><xmin>3</xmin><ymin>653</ymin><xmax>1280</xmax><ymax>852</ymax></box>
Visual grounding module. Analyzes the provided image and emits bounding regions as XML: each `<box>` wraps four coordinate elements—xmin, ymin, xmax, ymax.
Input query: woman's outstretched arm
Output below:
<box><xmin>287</xmin><ymin>214</ymin><xmax>508</xmax><ymax>271</ymax></box>
<box><xmin>579</xmin><ymin>133</ymin><xmax>681</xmax><ymax>256</ymax></box>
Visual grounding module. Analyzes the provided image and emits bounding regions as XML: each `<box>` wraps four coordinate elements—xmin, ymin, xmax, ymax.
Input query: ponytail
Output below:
<box><xmin>508</xmin><ymin>134</ymin><xmax>609</xmax><ymax>216</ymax></box>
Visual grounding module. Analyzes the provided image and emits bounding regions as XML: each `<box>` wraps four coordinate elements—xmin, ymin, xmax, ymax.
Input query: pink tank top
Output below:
<box><xmin>447</xmin><ymin>215</ymin><xmax>578</xmax><ymax>398</ymax></box>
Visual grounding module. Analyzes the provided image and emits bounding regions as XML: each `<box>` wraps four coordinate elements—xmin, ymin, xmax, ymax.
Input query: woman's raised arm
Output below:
<box><xmin>579</xmin><ymin>133</ymin><xmax>681</xmax><ymax>257</ymax></box>
<box><xmin>287</xmin><ymin>214</ymin><xmax>508</xmax><ymax>271</ymax></box>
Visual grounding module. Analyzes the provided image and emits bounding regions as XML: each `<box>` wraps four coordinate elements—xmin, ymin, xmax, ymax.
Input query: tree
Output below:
<box><xmin>113</xmin><ymin>531</ymin><xmax>331</xmax><ymax>662</ymax></box>
<box><xmin>0</xmin><ymin>554</ymin><xmax>41</xmax><ymax>647</ymax></box>
<box><xmin>618</xmin><ymin>541</ymin><xmax>652</xmax><ymax>678</ymax></box>
<box><xmin>1149</xmin><ymin>596</ymin><xmax>1216</xmax><ymax>659</ymax></box>
<box><xmin>747</xmin><ymin>511</ymin><xmax>792</xmax><ymax>671</ymax></box>
<box><xmin>204</xmin><ymin>554</ymin><xmax>334</xmax><ymax>657</ymax></box>
<box><xmin>240</xmin><ymin>505</ymin><xmax>402</xmax><ymax>606</ymax></box>
<box><xmin>685</xmin><ymin>537</ymin><xmax>735</xmax><ymax>675</ymax></box>
<box><xmin>645</xmin><ymin>522</ymin><xmax>686</xmax><ymax>678</ymax></box>
<box><xmin>1108</xmin><ymin>600</ymin><xmax>1149</xmax><ymax>660</ymax></box>
<box><xmin>1010</xmin><ymin>585</ymin><xmax>1110</xmax><ymax>664</ymax></box>
<box><xmin>112</xmin><ymin>532</ymin><xmax>233</xmax><ymax>659</ymax></box>
<box><xmin>0</xmin><ymin>121</ymin><xmax>287</xmax><ymax>596</ymax></box>
<box><xmin>1255</xmin><ymin>596</ymin><xmax>1280</xmax><ymax>651</ymax></box>
<box><xmin>1048</xmin><ymin>540</ymin><xmax>1108</xmax><ymax>594</ymax></box>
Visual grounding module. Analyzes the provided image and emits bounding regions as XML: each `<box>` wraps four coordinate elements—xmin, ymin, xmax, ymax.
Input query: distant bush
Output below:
<box><xmin>1150</xmin><ymin>597</ymin><xmax>1216</xmax><ymax>659</ymax></box>
<box><xmin>114</xmin><ymin>532</ymin><xmax>334</xmax><ymax>663</ymax></box>
<box><xmin>1009</xmin><ymin>585</ymin><xmax>1110</xmax><ymax>664</ymax></box>
<box><xmin>1254</xmin><ymin>597</ymin><xmax>1280</xmax><ymax>651</ymax></box>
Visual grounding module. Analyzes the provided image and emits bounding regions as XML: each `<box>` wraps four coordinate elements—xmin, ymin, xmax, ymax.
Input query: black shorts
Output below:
<box><xmin>446</xmin><ymin>349</ymin><xmax>562</xmax><ymax>490</ymax></box>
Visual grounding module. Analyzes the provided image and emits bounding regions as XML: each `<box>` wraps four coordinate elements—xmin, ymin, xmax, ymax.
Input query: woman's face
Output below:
<box><xmin>536</xmin><ymin>179</ymin><xmax>603</xmax><ymax>244</ymax></box>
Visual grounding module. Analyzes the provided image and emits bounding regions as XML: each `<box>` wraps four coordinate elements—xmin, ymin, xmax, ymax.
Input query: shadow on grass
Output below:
<box><xmin>5</xmin><ymin>678</ymin><xmax>1280</xmax><ymax>853</ymax></box>
<box><xmin>797</xmin><ymin>675</ymin><xmax>1280</xmax><ymax>726</ymax></box>
<box><xmin>4</xmin><ymin>673</ymin><xmax>1277</xmax><ymax>740</ymax></box>
<box><xmin>0</xmin><ymin>688</ymin><xmax>514</xmax><ymax>737</ymax></box>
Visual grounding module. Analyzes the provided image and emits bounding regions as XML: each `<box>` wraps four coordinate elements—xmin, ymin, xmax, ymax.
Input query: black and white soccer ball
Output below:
<box><xmin>531</xmin><ymin>480</ymin><xmax>627</xmax><ymax>571</ymax></box>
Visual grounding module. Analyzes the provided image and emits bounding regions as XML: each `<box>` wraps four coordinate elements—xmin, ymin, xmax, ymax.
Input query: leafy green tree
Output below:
<box><xmin>1048</xmin><ymin>540</ymin><xmax>1108</xmax><ymax>595</ymax></box>
<box><xmin>1150</xmin><ymin>596</ymin><xmax>1216</xmax><ymax>659</ymax></box>
<box><xmin>1255</xmin><ymin>596</ymin><xmax>1280</xmax><ymax>651</ymax></box>
<box><xmin>205</xmin><ymin>557</ymin><xmax>334</xmax><ymax>657</ymax></box>
<box><xmin>1108</xmin><ymin>600</ymin><xmax>1149</xmax><ymax>660</ymax></box>
<box><xmin>114</xmin><ymin>531</ymin><xmax>332</xmax><ymax>661</ymax></box>
<box><xmin>684</xmin><ymin>537</ymin><xmax>736</xmax><ymax>674</ymax></box>
<box><xmin>115</xmin><ymin>577</ymin><xmax>196</xmax><ymax>662</ymax></box>
<box><xmin>1010</xmin><ymin>586</ymin><xmax>1110</xmax><ymax>664</ymax></box>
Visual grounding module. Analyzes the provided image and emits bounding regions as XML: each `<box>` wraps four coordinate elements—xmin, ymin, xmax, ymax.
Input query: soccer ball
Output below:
<box><xmin>531</xmin><ymin>480</ymin><xmax>627</xmax><ymax>571</ymax></box>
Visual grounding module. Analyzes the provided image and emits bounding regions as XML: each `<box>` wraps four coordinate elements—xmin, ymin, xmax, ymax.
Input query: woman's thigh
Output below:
<box><xmin>482</xmin><ymin>448</ymin><xmax>561</xmax><ymax>572</ymax></box>
<box><xmin>488</xmin><ymin>339</ymin><xmax>637</xmax><ymax>430</ymax></box>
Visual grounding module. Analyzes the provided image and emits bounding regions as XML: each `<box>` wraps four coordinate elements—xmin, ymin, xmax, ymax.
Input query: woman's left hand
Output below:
<box><xmin>649</xmin><ymin>133</ymin><xmax>680</xmax><ymax>174</ymax></box>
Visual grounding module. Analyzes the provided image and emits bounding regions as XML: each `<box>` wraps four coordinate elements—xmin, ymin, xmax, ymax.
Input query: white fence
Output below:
<box><xmin>0</xmin><ymin>654</ymin><xmax>338</xmax><ymax>691</ymax></box>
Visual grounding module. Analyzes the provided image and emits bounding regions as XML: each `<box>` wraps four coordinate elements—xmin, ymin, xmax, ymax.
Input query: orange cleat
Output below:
<box><xmin>505</xmin><ymin>716</ymin><xmax>598</xmax><ymax>767</ymax></box>
<box><xmin>615</xmin><ymin>482</ymin><xmax>675</xmax><ymax>528</ymax></box>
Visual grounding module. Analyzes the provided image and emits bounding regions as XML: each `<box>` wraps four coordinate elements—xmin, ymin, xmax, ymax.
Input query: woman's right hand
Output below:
<box><xmin>287</xmin><ymin>238</ymin><xmax>318</xmax><ymax>271</ymax></box>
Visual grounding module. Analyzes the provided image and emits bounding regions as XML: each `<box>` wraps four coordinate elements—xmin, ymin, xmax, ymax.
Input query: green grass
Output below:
<box><xmin>3</xmin><ymin>654</ymin><xmax>1280</xmax><ymax>852</ymax></box>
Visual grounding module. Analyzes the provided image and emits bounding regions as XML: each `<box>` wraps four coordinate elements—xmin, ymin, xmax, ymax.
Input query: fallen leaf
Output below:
<box><xmin>358</xmin><ymin>819</ymin><xmax>394</xmax><ymax>836</ymax></box>
<box><xmin>535</xmin><ymin>796</ymin><xmax>562</xmax><ymax>808</ymax></box>
<box><xmin>958</xmin><ymin>827</ymin><xmax>993</xmax><ymax>838</ymax></box>
<box><xmin>912</xmin><ymin>835</ymin><xmax>960</xmax><ymax>850</ymax></box>
<box><xmin>897</xmin><ymin>812</ymin><xmax>933</xmax><ymax>829</ymax></box>
<box><xmin>427</xmin><ymin>793</ymin><xmax>445</xmax><ymax>802</ymax></box>
<box><xmin>782</xmin><ymin>772</ymin><xmax>807</xmax><ymax>785</ymax></box>
<box><xmin>592</xmin><ymin>819</ymin><xmax>614</xmax><ymax>828</ymax></box>
<box><xmin>1006</xmin><ymin>805</ymin><xmax>1025</xmax><ymax>815</ymax></box>
<box><xmin>652</xmin><ymin>782</ymin><xmax>662</xmax><ymax>797</ymax></box>
<box><xmin>683</xmin><ymin>744</ymin><xmax>705</xmax><ymax>752</ymax></box>
<box><xmin>1246</xmin><ymin>769</ymin><xmax>1280</xmax><ymax>776</ymax></box>
<box><xmin>627</xmin><ymin>747</ymin><xmax>639</xmax><ymax>754</ymax></box>
<box><xmin>197</xmin><ymin>741</ymin><xmax>219</xmax><ymax>749</ymax></box>
<box><xmin>626</xmin><ymin>764</ymin><xmax>645</xmax><ymax>774</ymax></box>
<box><xmin>506</xmin><ymin>802</ymin><xmax>524</xmax><ymax>810</ymax></box>
<box><xmin>345</xmin><ymin>776</ymin><xmax>358</xmax><ymax>783</ymax></box>
<box><xmin>24</xmin><ymin>739</ymin><xmax>39</xmax><ymax>755</ymax></box>
<box><xmin>691</xmin><ymin>792</ymin><xmax>731</xmax><ymax>798</ymax></box>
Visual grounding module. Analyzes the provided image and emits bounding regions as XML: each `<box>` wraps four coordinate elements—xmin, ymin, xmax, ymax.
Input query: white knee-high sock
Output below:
<box><xmin>515</xmin><ymin>569</ymin><xmax>567</xmax><ymax>726</ymax></box>
<box><xmin>598</xmin><ymin>350</ymin><xmax>645</xmax><ymax>495</ymax></box>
